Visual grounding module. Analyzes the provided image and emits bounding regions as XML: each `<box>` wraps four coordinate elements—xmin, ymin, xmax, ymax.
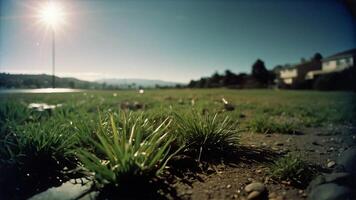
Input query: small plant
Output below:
<box><xmin>174</xmin><ymin>112</ymin><xmax>239</xmax><ymax>160</ymax></box>
<box><xmin>14</xmin><ymin>119</ymin><xmax>79</xmax><ymax>169</ymax></box>
<box><xmin>269</xmin><ymin>153</ymin><xmax>318</xmax><ymax>188</ymax></box>
<box><xmin>77</xmin><ymin>112</ymin><xmax>178</xmax><ymax>186</ymax></box>
<box><xmin>248</xmin><ymin>115</ymin><xmax>297</xmax><ymax>134</ymax></box>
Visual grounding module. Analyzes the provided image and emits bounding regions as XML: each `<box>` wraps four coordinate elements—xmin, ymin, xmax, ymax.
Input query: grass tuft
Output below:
<box><xmin>77</xmin><ymin>112</ymin><xmax>178</xmax><ymax>186</ymax></box>
<box><xmin>174</xmin><ymin>112</ymin><xmax>239</xmax><ymax>161</ymax></box>
<box><xmin>248</xmin><ymin>115</ymin><xmax>297</xmax><ymax>134</ymax></box>
<box><xmin>269</xmin><ymin>153</ymin><xmax>318</xmax><ymax>188</ymax></box>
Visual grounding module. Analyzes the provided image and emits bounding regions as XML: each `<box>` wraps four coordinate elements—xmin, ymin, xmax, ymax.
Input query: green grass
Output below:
<box><xmin>174</xmin><ymin>112</ymin><xmax>239</xmax><ymax>160</ymax></box>
<box><xmin>269</xmin><ymin>153</ymin><xmax>318</xmax><ymax>188</ymax></box>
<box><xmin>0</xmin><ymin>89</ymin><xmax>354</xmax><ymax>197</ymax></box>
<box><xmin>248</xmin><ymin>115</ymin><xmax>298</xmax><ymax>134</ymax></box>
<box><xmin>78</xmin><ymin>112</ymin><xmax>178</xmax><ymax>186</ymax></box>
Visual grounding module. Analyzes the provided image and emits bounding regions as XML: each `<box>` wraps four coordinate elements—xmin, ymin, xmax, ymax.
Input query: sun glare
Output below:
<box><xmin>38</xmin><ymin>2</ymin><xmax>65</xmax><ymax>29</ymax></box>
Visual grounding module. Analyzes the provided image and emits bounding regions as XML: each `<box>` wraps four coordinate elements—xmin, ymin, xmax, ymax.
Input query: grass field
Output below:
<box><xmin>0</xmin><ymin>89</ymin><xmax>355</xmax><ymax>199</ymax></box>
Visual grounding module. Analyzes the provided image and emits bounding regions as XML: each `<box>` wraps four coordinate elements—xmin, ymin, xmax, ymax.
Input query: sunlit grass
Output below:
<box><xmin>77</xmin><ymin>112</ymin><xmax>178</xmax><ymax>186</ymax></box>
<box><xmin>174</xmin><ymin>112</ymin><xmax>239</xmax><ymax>160</ymax></box>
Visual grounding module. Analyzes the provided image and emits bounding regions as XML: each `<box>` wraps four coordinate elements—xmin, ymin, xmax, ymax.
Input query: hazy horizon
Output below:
<box><xmin>1</xmin><ymin>0</ymin><xmax>355</xmax><ymax>82</ymax></box>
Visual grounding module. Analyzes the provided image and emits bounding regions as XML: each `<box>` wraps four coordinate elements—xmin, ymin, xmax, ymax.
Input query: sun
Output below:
<box><xmin>38</xmin><ymin>2</ymin><xmax>65</xmax><ymax>29</ymax></box>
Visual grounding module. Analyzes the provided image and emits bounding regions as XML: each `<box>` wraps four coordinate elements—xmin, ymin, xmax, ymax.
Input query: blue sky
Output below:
<box><xmin>0</xmin><ymin>0</ymin><xmax>355</xmax><ymax>83</ymax></box>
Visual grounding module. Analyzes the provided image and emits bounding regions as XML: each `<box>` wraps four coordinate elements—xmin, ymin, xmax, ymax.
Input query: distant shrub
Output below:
<box><xmin>313</xmin><ymin>66</ymin><xmax>356</xmax><ymax>91</ymax></box>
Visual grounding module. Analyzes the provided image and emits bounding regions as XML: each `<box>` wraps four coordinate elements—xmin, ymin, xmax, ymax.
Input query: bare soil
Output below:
<box><xmin>171</xmin><ymin>125</ymin><xmax>356</xmax><ymax>200</ymax></box>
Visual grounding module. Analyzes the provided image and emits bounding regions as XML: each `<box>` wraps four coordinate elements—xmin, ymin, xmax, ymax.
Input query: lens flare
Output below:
<box><xmin>38</xmin><ymin>2</ymin><xmax>65</xmax><ymax>29</ymax></box>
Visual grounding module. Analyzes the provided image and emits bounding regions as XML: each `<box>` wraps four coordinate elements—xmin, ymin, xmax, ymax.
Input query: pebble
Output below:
<box><xmin>274</xmin><ymin>142</ymin><xmax>284</xmax><ymax>146</ymax></box>
<box><xmin>244</xmin><ymin>182</ymin><xmax>266</xmax><ymax>193</ymax></box>
<box><xmin>186</xmin><ymin>190</ymin><xmax>193</xmax><ymax>195</ymax></box>
<box><xmin>327</xmin><ymin>147</ymin><xmax>335</xmax><ymax>152</ymax></box>
<box><xmin>247</xmin><ymin>191</ymin><xmax>261</xmax><ymax>200</ymax></box>
<box><xmin>226</xmin><ymin>184</ymin><xmax>232</xmax><ymax>189</ymax></box>
<box><xmin>268</xmin><ymin>192</ymin><xmax>277</xmax><ymax>198</ymax></box>
<box><xmin>327</xmin><ymin>161</ymin><xmax>336</xmax><ymax>168</ymax></box>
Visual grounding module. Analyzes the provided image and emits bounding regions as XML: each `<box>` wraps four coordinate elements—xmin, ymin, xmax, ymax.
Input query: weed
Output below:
<box><xmin>269</xmin><ymin>153</ymin><xmax>318</xmax><ymax>188</ymax></box>
<box><xmin>174</xmin><ymin>112</ymin><xmax>239</xmax><ymax>160</ymax></box>
<box><xmin>248</xmin><ymin>115</ymin><xmax>297</xmax><ymax>134</ymax></box>
<box><xmin>77</xmin><ymin>112</ymin><xmax>178</xmax><ymax>186</ymax></box>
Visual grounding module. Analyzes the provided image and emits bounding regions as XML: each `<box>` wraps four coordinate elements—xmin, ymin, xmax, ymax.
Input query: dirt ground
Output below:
<box><xmin>172</xmin><ymin>125</ymin><xmax>356</xmax><ymax>200</ymax></box>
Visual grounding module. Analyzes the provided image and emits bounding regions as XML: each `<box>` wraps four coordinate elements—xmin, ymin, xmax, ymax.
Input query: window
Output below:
<box><xmin>345</xmin><ymin>57</ymin><xmax>350</xmax><ymax>64</ymax></box>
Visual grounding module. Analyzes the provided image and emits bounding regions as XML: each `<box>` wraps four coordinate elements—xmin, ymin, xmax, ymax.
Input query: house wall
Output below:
<box><xmin>279</xmin><ymin>69</ymin><xmax>297</xmax><ymax>85</ymax></box>
<box><xmin>322</xmin><ymin>56</ymin><xmax>354</xmax><ymax>72</ymax></box>
<box><xmin>280</xmin><ymin>69</ymin><xmax>297</xmax><ymax>79</ymax></box>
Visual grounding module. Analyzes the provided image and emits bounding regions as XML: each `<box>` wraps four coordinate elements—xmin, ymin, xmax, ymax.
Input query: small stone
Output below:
<box><xmin>327</xmin><ymin>147</ymin><xmax>335</xmax><ymax>152</ymax></box>
<box><xmin>256</xmin><ymin>169</ymin><xmax>262</xmax><ymax>174</ymax></box>
<box><xmin>232</xmin><ymin>194</ymin><xmax>238</xmax><ymax>199</ymax></box>
<box><xmin>227</xmin><ymin>184</ymin><xmax>232</xmax><ymax>189</ymax></box>
<box><xmin>274</xmin><ymin>142</ymin><xmax>284</xmax><ymax>146</ymax></box>
<box><xmin>186</xmin><ymin>190</ymin><xmax>193</xmax><ymax>195</ymax></box>
<box><xmin>327</xmin><ymin>161</ymin><xmax>336</xmax><ymax>168</ymax></box>
<box><xmin>244</xmin><ymin>182</ymin><xmax>266</xmax><ymax>193</ymax></box>
<box><xmin>268</xmin><ymin>192</ymin><xmax>277</xmax><ymax>198</ymax></box>
<box><xmin>309</xmin><ymin>183</ymin><xmax>353</xmax><ymax>200</ymax></box>
<box><xmin>247</xmin><ymin>191</ymin><xmax>261</xmax><ymax>200</ymax></box>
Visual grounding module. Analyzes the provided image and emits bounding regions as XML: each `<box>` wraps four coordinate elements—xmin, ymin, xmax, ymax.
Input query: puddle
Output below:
<box><xmin>0</xmin><ymin>88</ymin><xmax>84</xmax><ymax>94</ymax></box>
<box><xmin>28</xmin><ymin>103</ymin><xmax>62</xmax><ymax>112</ymax></box>
<box><xmin>29</xmin><ymin>179</ymin><xmax>96</xmax><ymax>200</ymax></box>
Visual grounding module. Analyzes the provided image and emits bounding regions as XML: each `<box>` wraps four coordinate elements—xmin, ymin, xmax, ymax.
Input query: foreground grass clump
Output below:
<box><xmin>174</xmin><ymin>112</ymin><xmax>239</xmax><ymax>160</ymax></box>
<box><xmin>78</xmin><ymin>112</ymin><xmax>178</xmax><ymax>187</ymax></box>
<box><xmin>269</xmin><ymin>153</ymin><xmax>318</xmax><ymax>188</ymax></box>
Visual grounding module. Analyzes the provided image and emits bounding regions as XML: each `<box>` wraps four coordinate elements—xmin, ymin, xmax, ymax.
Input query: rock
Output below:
<box><xmin>327</xmin><ymin>161</ymin><xmax>336</xmax><ymax>168</ymax></box>
<box><xmin>312</xmin><ymin>141</ymin><xmax>320</xmax><ymax>146</ymax></box>
<box><xmin>186</xmin><ymin>190</ymin><xmax>193</xmax><ymax>195</ymax></box>
<box><xmin>274</xmin><ymin>142</ymin><xmax>284</xmax><ymax>146</ymax></box>
<box><xmin>247</xmin><ymin>191</ymin><xmax>261</xmax><ymax>200</ymax></box>
<box><xmin>308</xmin><ymin>183</ymin><xmax>354</xmax><ymax>200</ymax></box>
<box><xmin>324</xmin><ymin>172</ymin><xmax>352</xmax><ymax>185</ymax></box>
<box><xmin>337</xmin><ymin>147</ymin><xmax>356</xmax><ymax>176</ymax></box>
<box><xmin>226</xmin><ymin>184</ymin><xmax>231</xmax><ymax>189</ymax></box>
<box><xmin>327</xmin><ymin>147</ymin><xmax>335</xmax><ymax>152</ymax></box>
<box><xmin>244</xmin><ymin>182</ymin><xmax>266</xmax><ymax>193</ymax></box>
<box><xmin>224</xmin><ymin>103</ymin><xmax>235</xmax><ymax>111</ymax></box>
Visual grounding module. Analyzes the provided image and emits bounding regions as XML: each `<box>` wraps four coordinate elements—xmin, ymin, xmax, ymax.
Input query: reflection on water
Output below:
<box><xmin>0</xmin><ymin>88</ymin><xmax>84</xmax><ymax>94</ymax></box>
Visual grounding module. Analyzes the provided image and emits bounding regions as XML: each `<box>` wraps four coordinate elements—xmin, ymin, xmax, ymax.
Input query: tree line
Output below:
<box><xmin>188</xmin><ymin>59</ymin><xmax>275</xmax><ymax>88</ymax></box>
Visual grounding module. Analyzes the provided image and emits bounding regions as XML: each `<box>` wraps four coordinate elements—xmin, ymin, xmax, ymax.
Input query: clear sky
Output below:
<box><xmin>0</xmin><ymin>0</ymin><xmax>355</xmax><ymax>83</ymax></box>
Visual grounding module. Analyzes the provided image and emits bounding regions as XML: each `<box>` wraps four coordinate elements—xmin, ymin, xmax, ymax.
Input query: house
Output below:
<box><xmin>278</xmin><ymin>59</ymin><xmax>322</xmax><ymax>87</ymax></box>
<box><xmin>306</xmin><ymin>49</ymin><xmax>356</xmax><ymax>80</ymax></box>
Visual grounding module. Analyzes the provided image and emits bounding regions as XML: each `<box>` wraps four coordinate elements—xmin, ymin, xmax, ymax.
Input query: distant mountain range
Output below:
<box><xmin>96</xmin><ymin>78</ymin><xmax>182</xmax><ymax>88</ymax></box>
<box><xmin>0</xmin><ymin>73</ymin><xmax>183</xmax><ymax>89</ymax></box>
